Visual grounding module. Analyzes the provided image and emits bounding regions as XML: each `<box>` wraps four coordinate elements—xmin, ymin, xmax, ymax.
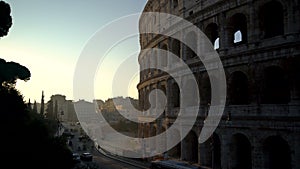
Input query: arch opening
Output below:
<box><xmin>259</xmin><ymin>1</ymin><xmax>284</xmax><ymax>38</ymax></box>
<box><xmin>262</xmin><ymin>66</ymin><xmax>290</xmax><ymax>104</ymax></box>
<box><xmin>173</xmin><ymin>0</ymin><xmax>178</xmax><ymax>8</ymax></box>
<box><xmin>183</xmin><ymin>131</ymin><xmax>198</xmax><ymax>163</ymax></box>
<box><xmin>263</xmin><ymin>136</ymin><xmax>291</xmax><ymax>169</ymax></box>
<box><xmin>200</xmin><ymin>133</ymin><xmax>221</xmax><ymax>168</ymax></box>
<box><xmin>171</xmin><ymin>39</ymin><xmax>181</xmax><ymax>62</ymax></box>
<box><xmin>161</xmin><ymin>44</ymin><xmax>168</xmax><ymax>67</ymax></box>
<box><xmin>229</xmin><ymin>71</ymin><xmax>249</xmax><ymax>105</ymax></box>
<box><xmin>167</xmin><ymin>129</ymin><xmax>181</xmax><ymax>159</ymax></box>
<box><xmin>212</xmin><ymin>133</ymin><xmax>221</xmax><ymax>169</ymax></box>
<box><xmin>229</xmin><ymin>13</ymin><xmax>248</xmax><ymax>44</ymax></box>
<box><xmin>231</xmin><ymin>134</ymin><xmax>252</xmax><ymax>169</ymax></box>
<box><xmin>200</xmin><ymin>75</ymin><xmax>211</xmax><ymax>106</ymax></box>
<box><xmin>205</xmin><ymin>23</ymin><xmax>219</xmax><ymax>49</ymax></box>
<box><xmin>172</xmin><ymin>82</ymin><xmax>180</xmax><ymax>108</ymax></box>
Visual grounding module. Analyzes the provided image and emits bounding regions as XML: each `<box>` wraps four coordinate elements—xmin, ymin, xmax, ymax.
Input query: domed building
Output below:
<box><xmin>137</xmin><ymin>0</ymin><xmax>299</xmax><ymax>169</ymax></box>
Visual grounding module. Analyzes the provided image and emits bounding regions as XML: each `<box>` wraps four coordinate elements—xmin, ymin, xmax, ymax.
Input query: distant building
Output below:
<box><xmin>94</xmin><ymin>99</ymin><xmax>104</xmax><ymax>111</ymax></box>
<box><xmin>101</xmin><ymin>97</ymin><xmax>140</xmax><ymax>123</ymax></box>
<box><xmin>46</xmin><ymin>94</ymin><xmax>78</xmax><ymax>122</ymax></box>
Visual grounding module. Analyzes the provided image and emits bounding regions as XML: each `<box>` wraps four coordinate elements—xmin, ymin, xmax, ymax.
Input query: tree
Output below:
<box><xmin>0</xmin><ymin>58</ymin><xmax>31</xmax><ymax>86</ymax></box>
<box><xmin>0</xmin><ymin>1</ymin><xmax>12</xmax><ymax>38</ymax></box>
<box><xmin>0</xmin><ymin>1</ymin><xmax>30</xmax><ymax>86</ymax></box>
<box><xmin>33</xmin><ymin>100</ymin><xmax>38</xmax><ymax>113</ymax></box>
<box><xmin>0</xmin><ymin>2</ymin><xmax>74</xmax><ymax>169</ymax></box>
<box><xmin>40</xmin><ymin>91</ymin><xmax>45</xmax><ymax>116</ymax></box>
<box><xmin>27</xmin><ymin>98</ymin><xmax>32</xmax><ymax>111</ymax></box>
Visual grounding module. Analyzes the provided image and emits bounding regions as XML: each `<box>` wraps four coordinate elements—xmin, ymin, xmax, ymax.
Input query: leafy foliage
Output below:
<box><xmin>0</xmin><ymin>2</ymin><xmax>74</xmax><ymax>168</ymax></box>
<box><xmin>0</xmin><ymin>86</ymin><xmax>75</xmax><ymax>169</ymax></box>
<box><xmin>0</xmin><ymin>58</ymin><xmax>31</xmax><ymax>85</ymax></box>
<box><xmin>0</xmin><ymin>1</ymin><xmax>12</xmax><ymax>37</ymax></box>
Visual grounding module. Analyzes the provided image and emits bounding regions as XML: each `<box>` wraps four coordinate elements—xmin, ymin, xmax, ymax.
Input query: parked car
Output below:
<box><xmin>72</xmin><ymin>153</ymin><xmax>81</xmax><ymax>163</ymax></box>
<box><xmin>80</xmin><ymin>152</ymin><xmax>93</xmax><ymax>161</ymax></box>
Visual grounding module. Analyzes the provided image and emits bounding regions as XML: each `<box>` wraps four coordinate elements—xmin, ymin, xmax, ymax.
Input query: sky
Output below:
<box><xmin>0</xmin><ymin>0</ymin><xmax>147</xmax><ymax>102</ymax></box>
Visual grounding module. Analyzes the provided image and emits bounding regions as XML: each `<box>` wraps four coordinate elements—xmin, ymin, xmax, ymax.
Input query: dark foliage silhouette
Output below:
<box><xmin>0</xmin><ymin>1</ymin><xmax>74</xmax><ymax>169</ymax></box>
<box><xmin>0</xmin><ymin>1</ymin><xmax>12</xmax><ymax>38</ymax></box>
<box><xmin>0</xmin><ymin>86</ymin><xmax>74</xmax><ymax>169</ymax></box>
<box><xmin>0</xmin><ymin>58</ymin><xmax>31</xmax><ymax>85</ymax></box>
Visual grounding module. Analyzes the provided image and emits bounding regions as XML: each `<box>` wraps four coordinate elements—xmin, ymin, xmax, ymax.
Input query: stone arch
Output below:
<box><xmin>289</xmin><ymin>57</ymin><xmax>300</xmax><ymax>100</ymax></box>
<box><xmin>171</xmin><ymin>39</ymin><xmax>181</xmax><ymax>61</ymax></box>
<box><xmin>160</xmin><ymin>44</ymin><xmax>168</xmax><ymax>67</ymax></box>
<box><xmin>262</xmin><ymin>66</ymin><xmax>290</xmax><ymax>104</ymax></box>
<box><xmin>229</xmin><ymin>71</ymin><xmax>249</xmax><ymax>105</ymax></box>
<box><xmin>167</xmin><ymin>128</ymin><xmax>181</xmax><ymax>159</ymax></box>
<box><xmin>158</xmin><ymin>82</ymin><xmax>167</xmax><ymax>117</ymax></box>
<box><xmin>259</xmin><ymin>1</ymin><xmax>284</xmax><ymax>38</ymax></box>
<box><xmin>149</xmin><ymin>85</ymin><xmax>157</xmax><ymax>110</ymax></box>
<box><xmin>230</xmin><ymin>133</ymin><xmax>252</xmax><ymax>169</ymax></box>
<box><xmin>172</xmin><ymin>0</ymin><xmax>178</xmax><ymax>8</ymax></box>
<box><xmin>185</xmin><ymin>31</ymin><xmax>197</xmax><ymax>59</ymax></box>
<box><xmin>200</xmin><ymin>74</ymin><xmax>211</xmax><ymax>106</ymax></box>
<box><xmin>172</xmin><ymin>82</ymin><xmax>180</xmax><ymax>107</ymax></box>
<box><xmin>200</xmin><ymin>133</ymin><xmax>221</xmax><ymax>168</ymax></box>
<box><xmin>150</xmin><ymin>50</ymin><xmax>157</xmax><ymax>71</ymax></box>
<box><xmin>183</xmin><ymin>78</ymin><xmax>199</xmax><ymax>107</ymax></box>
<box><xmin>150</xmin><ymin>125</ymin><xmax>157</xmax><ymax>153</ymax></box>
<box><xmin>263</xmin><ymin>136</ymin><xmax>291</xmax><ymax>169</ymax></box>
<box><xmin>199</xmin><ymin>74</ymin><xmax>220</xmax><ymax>106</ymax></box>
<box><xmin>157</xmin><ymin>126</ymin><xmax>167</xmax><ymax>155</ymax></box>
<box><xmin>204</xmin><ymin>23</ymin><xmax>219</xmax><ymax>49</ymax></box>
<box><xmin>228</xmin><ymin>13</ymin><xmax>248</xmax><ymax>44</ymax></box>
<box><xmin>212</xmin><ymin>133</ymin><xmax>221</xmax><ymax>169</ymax></box>
<box><xmin>144</xmin><ymin>88</ymin><xmax>150</xmax><ymax>110</ymax></box>
<box><xmin>145</xmin><ymin>123</ymin><xmax>151</xmax><ymax>138</ymax></box>
<box><xmin>183</xmin><ymin>130</ymin><xmax>198</xmax><ymax>163</ymax></box>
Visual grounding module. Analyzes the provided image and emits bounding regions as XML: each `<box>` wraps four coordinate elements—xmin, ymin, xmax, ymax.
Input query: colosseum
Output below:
<box><xmin>137</xmin><ymin>0</ymin><xmax>300</xmax><ymax>169</ymax></box>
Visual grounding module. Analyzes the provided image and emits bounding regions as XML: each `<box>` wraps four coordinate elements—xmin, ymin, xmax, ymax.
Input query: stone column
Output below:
<box><xmin>199</xmin><ymin>140</ymin><xmax>212</xmax><ymax>167</ymax></box>
<box><xmin>290</xmin><ymin>133</ymin><xmax>300</xmax><ymax>169</ymax></box>
<box><xmin>252</xmin><ymin>137</ymin><xmax>264</xmax><ymax>169</ymax></box>
<box><xmin>248</xmin><ymin>1</ymin><xmax>260</xmax><ymax>45</ymax></box>
<box><xmin>221</xmin><ymin>134</ymin><xmax>230</xmax><ymax>169</ymax></box>
<box><xmin>218</xmin><ymin>12</ymin><xmax>230</xmax><ymax>55</ymax></box>
<box><xmin>166</xmin><ymin>78</ymin><xmax>172</xmax><ymax>117</ymax></box>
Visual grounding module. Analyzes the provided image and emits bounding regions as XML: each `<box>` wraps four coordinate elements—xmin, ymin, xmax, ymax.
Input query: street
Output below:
<box><xmin>62</xmin><ymin>122</ymin><xmax>149</xmax><ymax>169</ymax></box>
<box><xmin>91</xmin><ymin>150</ymin><xmax>147</xmax><ymax>169</ymax></box>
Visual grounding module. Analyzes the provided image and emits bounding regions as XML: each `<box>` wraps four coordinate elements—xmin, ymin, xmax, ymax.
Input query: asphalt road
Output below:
<box><xmin>63</xmin><ymin>122</ymin><xmax>149</xmax><ymax>169</ymax></box>
<box><xmin>91</xmin><ymin>150</ymin><xmax>147</xmax><ymax>169</ymax></box>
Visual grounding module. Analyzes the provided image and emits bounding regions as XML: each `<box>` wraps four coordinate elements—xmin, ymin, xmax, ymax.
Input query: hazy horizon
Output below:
<box><xmin>0</xmin><ymin>0</ymin><xmax>147</xmax><ymax>103</ymax></box>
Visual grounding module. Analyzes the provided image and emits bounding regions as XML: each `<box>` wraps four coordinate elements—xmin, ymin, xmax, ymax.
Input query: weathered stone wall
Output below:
<box><xmin>138</xmin><ymin>0</ymin><xmax>300</xmax><ymax>169</ymax></box>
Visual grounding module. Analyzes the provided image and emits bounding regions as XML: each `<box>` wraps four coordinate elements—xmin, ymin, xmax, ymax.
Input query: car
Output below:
<box><xmin>80</xmin><ymin>152</ymin><xmax>93</xmax><ymax>161</ymax></box>
<box><xmin>72</xmin><ymin>153</ymin><xmax>81</xmax><ymax>163</ymax></box>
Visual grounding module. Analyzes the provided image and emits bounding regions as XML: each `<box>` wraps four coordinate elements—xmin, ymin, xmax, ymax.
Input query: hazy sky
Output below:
<box><xmin>0</xmin><ymin>0</ymin><xmax>147</xmax><ymax>102</ymax></box>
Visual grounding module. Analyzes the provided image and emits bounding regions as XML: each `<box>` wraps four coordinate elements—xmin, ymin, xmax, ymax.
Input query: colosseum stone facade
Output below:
<box><xmin>137</xmin><ymin>0</ymin><xmax>299</xmax><ymax>169</ymax></box>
